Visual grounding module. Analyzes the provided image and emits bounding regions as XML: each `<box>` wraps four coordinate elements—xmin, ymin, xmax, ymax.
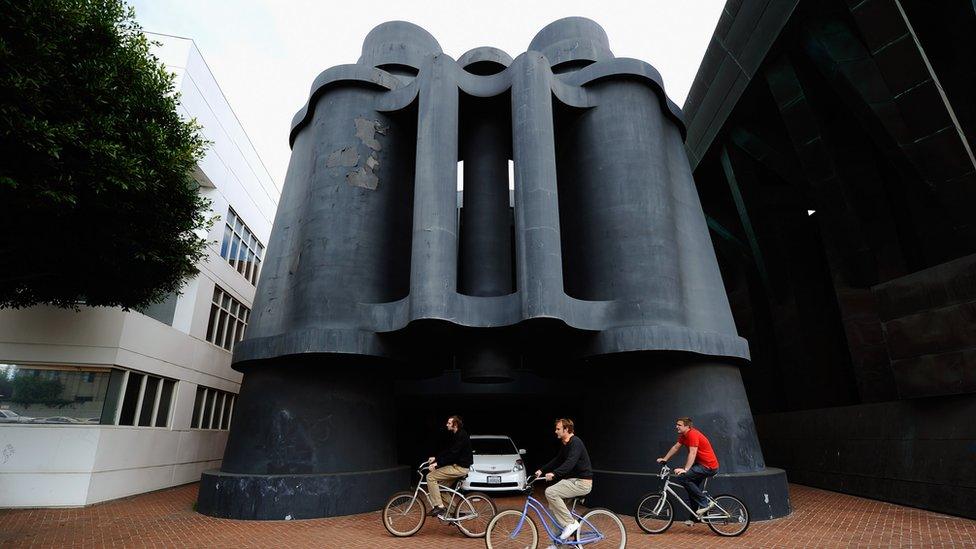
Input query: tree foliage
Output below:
<box><xmin>0</xmin><ymin>0</ymin><xmax>210</xmax><ymax>309</ymax></box>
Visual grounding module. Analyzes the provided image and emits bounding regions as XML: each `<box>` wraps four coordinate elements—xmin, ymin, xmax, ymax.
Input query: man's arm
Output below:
<box><xmin>551</xmin><ymin>439</ymin><xmax>582</xmax><ymax>479</ymax></box>
<box><xmin>536</xmin><ymin>445</ymin><xmax>565</xmax><ymax>477</ymax></box>
<box><xmin>678</xmin><ymin>446</ymin><xmax>698</xmax><ymax>474</ymax></box>
<box><xmin>657</xmin><ymin>442</ymin><xmax>682</xmax><ymax>463</ymax></box>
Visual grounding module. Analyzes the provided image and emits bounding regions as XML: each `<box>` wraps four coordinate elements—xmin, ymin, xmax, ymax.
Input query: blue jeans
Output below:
<box><xmin>672</xmin><ymin>464</ymin><xmax>717</xmax><ymax>512</ymax></box>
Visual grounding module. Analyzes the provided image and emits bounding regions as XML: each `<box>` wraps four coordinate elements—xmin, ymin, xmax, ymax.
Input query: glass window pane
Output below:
<box><xmin>251</xmin><ymin>257</ymin><xmax>262</xmax><ymax>284</ymax></box>
<box><xmin>0</xmin><ymin>365</ymin><xmax>115</xmax><ymax>425</ymax></box>
<box><xmin>155</xmin><ymin>380</ymin><xmax>175</xmax><ymax>427</ymax></box>
<box><xmin>229</xmin><ymin>235</ymin><xmax>240</xmax><ymax>267</ymax></box>
<box><xmin>236</xmin><ymin>320</ymin><xmax>246</xmax><ymax>342</ymax></box>
<box><xmin>99</xmin><ymin>369</ymin><xmax>127</xmax><ymax>425</ymax></box>
<box><xmin>206</xmin><ymin>304</ymin><xmax>220</xmax><ymax>343</ymax></box>
<box><xmin>220</xmin><ymin>224</ymin><xmax>233</xmax><ymax>259</ymax></box>
<box><xmin>191</xmin><ymin>386</ymin><xmax>206</xmax><ymax>428</ymax></box>
<box><xmin>221</xmin><ymin>294</ymin><xmax>231</xmax><ymax>309</ymax></box>
<box><xmin>220</xmin><ymin>394</ymin><xmax>233</xmax><ymax>429</ymax></box>
<box><xmin>118</xmin><ymin>373</ymin><xmax>144</xmax><ymax>426</ymax></box>
<box><xmin>139</xmin><ymin>377</ymin><xmax>159</xmax><ymax>427</ymax></box>
<box><xmin>223</xmin><ymin>319</ymin><xmax>237</xmax><ymax>350</ymax></box>
<box><xmin>202</xmin><ymin>389</ymin><xmax>215</xmax><ymax>429</ymax></box>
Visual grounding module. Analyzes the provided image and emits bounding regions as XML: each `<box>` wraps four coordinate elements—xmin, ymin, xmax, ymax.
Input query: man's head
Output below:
<box><xmin>446</xmin><ymin>415</ymin><xmax>463</xmax><ymax>433</ymax></box>
<box><xmin>554</xmin><ymin>418</ymin><xmax>575</xmax><ymax>441</ymax></box>
<box><xmin>676</xmin><ymin>417</ymin><xmax>693</xmax><ymax>434</ymax></box>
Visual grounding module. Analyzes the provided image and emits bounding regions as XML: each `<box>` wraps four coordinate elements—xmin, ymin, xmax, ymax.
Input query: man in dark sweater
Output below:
<box><xmin>426</xmin><ymin>415</ymin><xmax>473</xmax><ymax>517</ymax></box>
<box><xmin>534</xmin><ymin>418</ymin><xmax>593</xmax><ymax>541</ymax></box>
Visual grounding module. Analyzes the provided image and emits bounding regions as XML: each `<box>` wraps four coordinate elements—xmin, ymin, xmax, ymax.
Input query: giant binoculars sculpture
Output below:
<box><xmin>197</xmin><ymin>17</ymin><xmax>790</xmax><ymax>521</ymax></box>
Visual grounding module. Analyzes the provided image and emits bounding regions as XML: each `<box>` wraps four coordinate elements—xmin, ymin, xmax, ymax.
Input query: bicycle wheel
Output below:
<box><xmin>453</xmin><ymin>492</ymin><xmax>497</xmax><ymax>538</ymax></box>
<box><xmin>382</xmin><ymin>490</ymin><xmax>426</xmax><ymax>537</ymax></box>
<box><xmin>576</xmin><ymin>508</ymin><xmax>626</xmax><ymax>548</ymax></box>
<box><xmin>705</xmin><ymin>494</ymin><xmax>750</xmax><ymax>537</ymax></box>
<box><xmin>635</xmin><ymin>493</ymin><xmax>673</xmax><ymax>534</ymax></box>
<box><xmin>485</xmin><ymin>509</ymin><xmax>538</xmax><ymax>549</ymax></box>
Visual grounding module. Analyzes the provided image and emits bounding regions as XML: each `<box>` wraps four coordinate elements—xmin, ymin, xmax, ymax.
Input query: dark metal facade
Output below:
<box><xmin>684</xmin><ymin>0</ymin><xmax>976</xmax><ymax>519</ymax></box>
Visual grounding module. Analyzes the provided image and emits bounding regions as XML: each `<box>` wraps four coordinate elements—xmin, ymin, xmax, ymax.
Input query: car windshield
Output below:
<box><xmin>472</xmin><ymin>438</ymin><xmax>517</xmax><ymax>455</ymax></box>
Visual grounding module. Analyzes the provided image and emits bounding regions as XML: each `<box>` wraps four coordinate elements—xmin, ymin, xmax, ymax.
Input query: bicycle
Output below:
<box><xmin>635</xmin><ymin>464</ymin><xmax>750</xmax><ymax>537</ymax></box>
<box><xmin>382</xmin><ymin>460</ymin><xmax>497</xmax><ymax>538</ymax></box>
<box><xmin>485</xmin><ymin>474</ymin><xmax>626</xmax><ymax>548</ymax></box>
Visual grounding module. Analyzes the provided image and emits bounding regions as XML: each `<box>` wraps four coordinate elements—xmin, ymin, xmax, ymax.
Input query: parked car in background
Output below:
<box><xmin>0</xmin><ymin>409</ymin><xmax>34</xmax><ymax>423</ymax></box>
<box><xmin>460</xmin><ymin>435</ymin><xmax>527</xmax><ymax>492</ymax></box>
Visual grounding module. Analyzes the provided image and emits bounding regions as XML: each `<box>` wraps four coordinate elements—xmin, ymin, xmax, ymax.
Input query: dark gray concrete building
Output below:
<box><xmin>197</xmin><ymin>17</ymin><xmax>790</xmax><ymax>521</ymax></box>
<box><xmin>684</xmin><ymin>0</ymin><xmax>976</xmax><ymax>519</ymax></box>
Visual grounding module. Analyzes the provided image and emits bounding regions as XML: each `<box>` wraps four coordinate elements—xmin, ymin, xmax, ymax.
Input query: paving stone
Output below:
<box><xmin>1</xmin><ymin>482</ymin><xmax>974</xmax><ymax>548</ymax></box>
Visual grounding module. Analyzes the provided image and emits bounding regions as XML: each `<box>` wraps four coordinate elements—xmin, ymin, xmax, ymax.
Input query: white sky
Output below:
<box><xmin>130</xmin><ymin>0</ymin><xmax>726</xmax><ymax>186</ymax></box>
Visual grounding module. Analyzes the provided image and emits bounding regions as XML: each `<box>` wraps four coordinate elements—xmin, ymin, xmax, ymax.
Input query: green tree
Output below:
<box><xmin>0</xmin><ymin>0</ymin><xmax>210</xmax><ymax>309</ymax></box>
<box><xmin>10</xmin><ymin>375</ymin><xmax>69</xmax><ymax>408</ymax></box>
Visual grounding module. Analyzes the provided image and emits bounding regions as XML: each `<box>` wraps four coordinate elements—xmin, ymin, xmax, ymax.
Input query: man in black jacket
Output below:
<box><xmin>534</xmin><ymin>418</ymin><xmax>593</xmax><ymax>541</ymax></box>
<box><xmin>426</xmin><ymin>415</ymin><xmax>473</xmax><ymax>517</ymax></box>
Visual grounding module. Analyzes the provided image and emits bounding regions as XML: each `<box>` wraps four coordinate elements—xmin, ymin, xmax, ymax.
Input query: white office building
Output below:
<box><xmin>0</xmin><ymin>34</ymin><xmax>280</xmax><ymax>507</ymax></box>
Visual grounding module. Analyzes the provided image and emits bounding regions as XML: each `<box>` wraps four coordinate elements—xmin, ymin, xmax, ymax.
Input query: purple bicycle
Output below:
<box><xmin>484</xmin><ymin>474</ymin><xmax>626</xmax><ymax>548</ymax></box>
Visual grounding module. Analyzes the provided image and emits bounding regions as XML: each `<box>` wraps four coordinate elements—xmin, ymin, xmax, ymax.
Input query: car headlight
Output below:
<box><xmin>514</xmin><ymin>459</ymin><xmax>524</xmax><ymax>472</ymax></box>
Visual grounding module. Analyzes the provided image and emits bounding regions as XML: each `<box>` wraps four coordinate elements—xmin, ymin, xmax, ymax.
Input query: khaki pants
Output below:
<box><xmin>545</xmin><ymin>478</ymin><xmax>593</xmax><ymax>528</ymax></box>
<box><xmin>427</xmin><ymin>465</ymin><xmax>468</xmax><ymax>508</ymax></box>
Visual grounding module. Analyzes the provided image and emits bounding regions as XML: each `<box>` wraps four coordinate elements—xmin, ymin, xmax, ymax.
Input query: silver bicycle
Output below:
<box><xmin>635</xmin><ymin>464</ymin><xmax>750</xmax><ymax>537</ymax></box>
<box><xmin>382</xmin><ymin>460</ymin><xmax>497</xmax><ymax>538</ymax></box>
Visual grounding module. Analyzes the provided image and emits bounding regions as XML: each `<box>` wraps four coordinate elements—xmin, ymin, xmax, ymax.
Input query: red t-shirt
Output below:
<box><xmin>678</xmin><ymin>428</ymin><xmax>719</xmax><ymax>470</ymax></box>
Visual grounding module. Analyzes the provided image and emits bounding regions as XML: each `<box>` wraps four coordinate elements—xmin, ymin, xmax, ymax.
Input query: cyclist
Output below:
<box><xmin>426</xmin><ymin>415</ymin><xmax>473</xmax><ymax>517</ymax></box>
<box><xmin>534</xmin><ymin>418</ymin><xmax>593</xmax><ymax>544</ymax></box>
<box><xmin>656</xmin><ymin>416</ymin><xmax>720</xmax><ymax>517</ymax></box>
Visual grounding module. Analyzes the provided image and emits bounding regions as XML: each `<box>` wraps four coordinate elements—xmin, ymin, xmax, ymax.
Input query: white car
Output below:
<box><xmin>0</xmin><ymin>409</ymin><xmax>33</xmax><ymax>423</ymax></box>
<box><xmin>461</xmin><ymin>435</ymin><xmax>528</xmax><ymax>492</ymax></box>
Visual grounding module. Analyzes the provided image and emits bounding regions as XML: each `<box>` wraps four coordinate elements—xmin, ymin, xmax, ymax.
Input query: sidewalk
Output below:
<box><xmin>1</xmin><ymin>482</ymin><xmax>974</xmax><ymax>548</ymax></box>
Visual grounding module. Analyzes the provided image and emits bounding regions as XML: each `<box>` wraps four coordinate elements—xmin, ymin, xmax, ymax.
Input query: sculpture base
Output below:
<box><xmin>196</xmin><ymin>466</ymin><xmax>410</xmax><ymax>520</ymax></box>
<box><xmin>589</xmin><ymin>467</ymin><xmax>791</xmax><ymax>521</ymax></box>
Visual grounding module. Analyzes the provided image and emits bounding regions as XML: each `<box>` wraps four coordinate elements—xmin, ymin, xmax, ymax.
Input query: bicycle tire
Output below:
<box><xmin>577</xmin><ymin>508</ymin><xmax>626</xmax><ymax>548</ymax></box>
<box><xmin>704</xmin><ymin>494</ymin><xmax>750</xmax><ymax>537</ymax></box>
<box><xmin>453</xmin><ymin>491</ymin><xmax>497</xmax><ymax>538</ymax></box>
<box><xmin>635</xmin><ymin>493</ymin><xmax>673</xmax><ymax>534</ymax></box>
<box><xmin>382</xmin><ymin>490</ymin><xmax>426</xmax><ymax>537</ymax></box>
<box><xmin>485</xmin><ymin>509</ymin><xmax>538</xmax><ymax>549</ymax></box>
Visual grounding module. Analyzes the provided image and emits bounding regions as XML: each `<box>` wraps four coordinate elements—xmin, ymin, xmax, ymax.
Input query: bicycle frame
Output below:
<box><xmin>651</xmin><ymin>467</ymin><xmax>732</xmax><ymax>521</ymax></box>
<box><xmin>507</xmin><ymin>478</ymin><xmax>604</xmax><ymax>545</ymax></box>
<box><xmin>401</xmin><ymin>462</ymin><xmax>478</xmax><ymax>523</ymax></box>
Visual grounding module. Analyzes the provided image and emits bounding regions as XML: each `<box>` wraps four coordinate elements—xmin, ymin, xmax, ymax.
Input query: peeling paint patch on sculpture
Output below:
<box><xmin>345</xmin><ymin>117</ymin><xmax>388</xmax><ymax>190</ymax></box>
<box><xmin>325</xmin><ymin>146</ymin><xmax>359</xmax><ymax>168</ymax></box>
<box><xmin>2</xmin><ymin>443</ymin><xmax>13</xmax><ymax>464</ymax></box>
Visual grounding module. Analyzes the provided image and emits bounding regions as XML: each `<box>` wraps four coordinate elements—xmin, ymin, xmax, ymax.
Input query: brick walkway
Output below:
<box><xmin>1</xmin><ymin>483</ymin><xmax>974</xmax><ymax>548</ymax></box>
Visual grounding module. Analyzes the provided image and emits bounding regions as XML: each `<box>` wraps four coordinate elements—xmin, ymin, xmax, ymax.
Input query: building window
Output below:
<box><xmin>190</xmin><ymin>385</ymin><xmax>235</xmax><ymax>430</ymax></box>
<box><xmin>206</xmin><ymin>286</ymin><xmax>250</xmax><ymax>351</ymax></box>
<box><xmin>0</xmin><ymin>364</ymin><xmax>175</xmax><ymax>428</ymax></box>
<box><xmin>219</xmin><ymin>208</ymin><xmax>264</xmax><ymax>286</ymax></box>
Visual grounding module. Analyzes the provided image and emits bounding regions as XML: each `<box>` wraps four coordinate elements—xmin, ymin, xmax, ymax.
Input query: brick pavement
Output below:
<box><xmin>1</xmin><ymin>483</ymin><xmax>974</xmax><ymax>548</ymax></box>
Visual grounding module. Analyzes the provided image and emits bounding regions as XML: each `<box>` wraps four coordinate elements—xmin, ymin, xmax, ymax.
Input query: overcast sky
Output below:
<box><xmin>130</xmin><ymin>0</ymin><xmax>726</xmax><ymax>186</ymax></box>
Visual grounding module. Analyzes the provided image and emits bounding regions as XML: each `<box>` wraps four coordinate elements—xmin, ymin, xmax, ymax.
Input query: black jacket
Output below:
<box><xmin>541</xmin><ymin>435</ymin><xmax>593</xmax><ymax>480</ymax></box>
<box><xmin>436</xmin><ymin>428</ymin><xmax>473</xmax><ymax>468</ymax></box>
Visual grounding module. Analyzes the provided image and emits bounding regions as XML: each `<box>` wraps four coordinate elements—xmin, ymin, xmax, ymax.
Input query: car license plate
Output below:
<box><xmin>488</xmin><ymin>475</ymin><xmax>502</xmax><ymax>484</ymax></box>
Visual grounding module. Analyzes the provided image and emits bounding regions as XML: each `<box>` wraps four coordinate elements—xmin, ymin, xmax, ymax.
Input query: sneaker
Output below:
<box><xmin>696</xmin><ymin>501</ymin><xmax>717</xmax><ymax>516</ymax></box>
<box><xmin>559</xmin><ymin>520</ymin><xmax>580</xmax><ymax>540</ymax></box>
<box><xmin>427</xmin><ymin>506</ymin><xmax>446</xmax><ymax>517</ymax></box>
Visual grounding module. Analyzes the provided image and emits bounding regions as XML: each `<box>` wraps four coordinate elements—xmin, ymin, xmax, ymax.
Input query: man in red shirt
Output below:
<box><xmin>656</xmin><ymin>417</ymin><xmax>720</xmax><ymax>516</ymax></box>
